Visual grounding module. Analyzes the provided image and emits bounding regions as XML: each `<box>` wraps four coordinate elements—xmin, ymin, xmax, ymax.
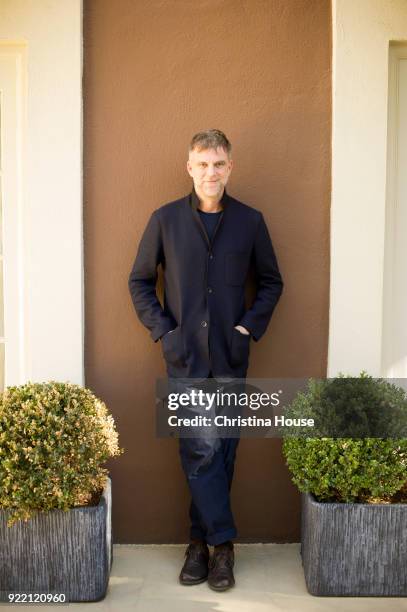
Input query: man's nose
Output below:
<box><xmin>205</xmin><ymin>164</ymin><xmax>217</xmax><ymax>177</ymax></box>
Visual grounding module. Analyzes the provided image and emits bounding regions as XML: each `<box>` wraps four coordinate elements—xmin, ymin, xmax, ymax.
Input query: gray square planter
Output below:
<box><xmin>300</xmin><ymin>491</ymin><xmax>407</xmax><ymax>596</ymax></box>
<box><xmin>0</xmin><ymin>476</ymin><xmax>112</xmax><ymax>602</ymax></box>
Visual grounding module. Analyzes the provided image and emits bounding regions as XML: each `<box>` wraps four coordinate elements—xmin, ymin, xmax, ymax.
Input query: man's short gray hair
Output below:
<box><xmin>189</xmin><ymin>129</ymin><xmax>232</xmax><ymax>157</ymax></box>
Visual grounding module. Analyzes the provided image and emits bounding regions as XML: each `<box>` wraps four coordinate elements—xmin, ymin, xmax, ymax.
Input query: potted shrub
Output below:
<box><xmin>0</xmin><ymin>381</ymin><xmax>123</xmax><ymax>603</ymax></box>
<box><xmin>282</xmin><ymin>373</ymin><xmax>407</xmax><ymax>596</ymax></box>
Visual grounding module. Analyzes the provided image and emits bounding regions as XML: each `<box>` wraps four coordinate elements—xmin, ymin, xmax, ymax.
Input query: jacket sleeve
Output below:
<box><xmin>238</xmin><ymin>212</ymin><xmax>284</xmax><ymax>342</ymax></box>
<box><xmin>128</xmin><ymin>211</ymin><xmax>176</xmax><ymax>342</ymax></box>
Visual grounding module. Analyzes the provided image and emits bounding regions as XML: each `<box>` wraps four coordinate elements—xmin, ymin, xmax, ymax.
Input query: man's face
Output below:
<box><xmin>187</xmin><ymin>147</ymin><xmax>233</xmax><ymax>199</ymax></box>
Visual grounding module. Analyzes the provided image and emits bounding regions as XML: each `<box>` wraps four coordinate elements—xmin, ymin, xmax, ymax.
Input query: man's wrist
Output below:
<box><xmin>234</xmin><ymin>325</ymin><xmax>250</xmax><ymax>336</ymax></box>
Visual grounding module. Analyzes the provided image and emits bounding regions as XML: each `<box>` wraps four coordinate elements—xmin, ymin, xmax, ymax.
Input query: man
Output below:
<box><xmin>128</xmin><ymin>129</ymin><xmax>283</xmax><ymax>591</ymax></box>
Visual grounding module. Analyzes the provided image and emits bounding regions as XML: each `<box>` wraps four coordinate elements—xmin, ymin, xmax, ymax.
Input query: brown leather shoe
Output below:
<box><xmin>208</xmin><ymin>541</ymin><xmax>235</xmax><ymax>591</ymax></box>
<box><xmin>179</xmin><ymin>540</ymin><xmax>210</xmax><ymax>585</ymax></box>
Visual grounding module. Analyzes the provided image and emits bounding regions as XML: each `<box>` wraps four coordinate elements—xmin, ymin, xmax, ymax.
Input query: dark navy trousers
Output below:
<box><xmin>178</xmin><ymin>372</ymin><xmax>240</xmax><ymax>546</ymax></box>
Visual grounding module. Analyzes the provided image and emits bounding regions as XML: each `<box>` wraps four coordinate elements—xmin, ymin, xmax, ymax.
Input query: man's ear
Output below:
<box><xmin>186</xmin><ymin>159</ymin><xmax>193</xmax><ymax>177</ymax></box>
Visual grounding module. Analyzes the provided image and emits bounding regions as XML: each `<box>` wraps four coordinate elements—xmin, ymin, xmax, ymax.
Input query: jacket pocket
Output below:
<box><xmin>230</xmin><ymin>327</ymin><xmax>251</xmax><ymax>367</ymax></box>
<box><xmin>225</xmin><ymin>252</ymin><xmax>250</xmax><ymax>286</ymax></box>
<box><xmin>161</xmin><ymin>326</ymin><xmax>186</xmax><ymax>368</ymax></box>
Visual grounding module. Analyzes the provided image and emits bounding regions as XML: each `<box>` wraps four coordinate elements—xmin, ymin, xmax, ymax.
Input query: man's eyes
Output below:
<box><xmin>198</xmin><ymin>163</ymin><xmax>226</xmax><ymax>168</ymax></box>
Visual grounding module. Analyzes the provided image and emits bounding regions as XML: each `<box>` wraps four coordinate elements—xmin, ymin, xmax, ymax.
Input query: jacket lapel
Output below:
<box><xmin>186</xmin><ymin>186</ymin><xmax>230</xmax><ymax>250</ymax></box>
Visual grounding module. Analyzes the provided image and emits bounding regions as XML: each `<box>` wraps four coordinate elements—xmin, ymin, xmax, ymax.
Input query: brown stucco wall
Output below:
<box><xmin>83</xmin><ymin>0</ymin><xmax>331</xmax><ymax>543</ymax></box>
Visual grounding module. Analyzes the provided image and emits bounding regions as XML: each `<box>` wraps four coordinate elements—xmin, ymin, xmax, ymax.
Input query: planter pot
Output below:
<box><xmin>300</xmin><ymin>491</ymin><xmax>407</xmax><ymax>596</ymax></box>
<box><xmin>0</xmin><ymin>476</ymin><xmax>112</xmax><ymax>602</ymax></box>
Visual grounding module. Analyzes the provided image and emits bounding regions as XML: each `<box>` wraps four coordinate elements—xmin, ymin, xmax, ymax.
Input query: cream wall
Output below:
<box><xmin>0</xmin><ymin>1</ymin><xmax>83</xmax><ymax>385</ymax></box>
<box><xmin>329</xmin><ymin>0</ymin><xmax>407</xmax><ymax>377</ymax></box>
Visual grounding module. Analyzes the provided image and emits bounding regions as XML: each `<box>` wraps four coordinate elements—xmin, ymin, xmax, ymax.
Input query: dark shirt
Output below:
<box><xmin>197</xmin><ymin>209</ymin><xmax>223</xmax><ymax>243</ymax></box>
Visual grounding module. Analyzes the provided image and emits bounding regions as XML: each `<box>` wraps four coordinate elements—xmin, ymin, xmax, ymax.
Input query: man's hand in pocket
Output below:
<box><xmin>234</xmin><ymin>325</ymin><xmax>250</xmax><ymax>336</ymax></box>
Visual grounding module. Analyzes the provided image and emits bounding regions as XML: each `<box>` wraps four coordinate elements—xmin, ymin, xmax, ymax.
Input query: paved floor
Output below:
<box><xmin>5</xmin><ymin>544</ymin><xmax>407</xmax><ymax>611</ymax></box>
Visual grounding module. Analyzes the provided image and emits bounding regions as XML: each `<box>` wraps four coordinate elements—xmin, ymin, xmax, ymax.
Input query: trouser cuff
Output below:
<box><xmin>205</xmin><ymin>527</ymin><xmax>237</xmax><ymax>546</ymax></box>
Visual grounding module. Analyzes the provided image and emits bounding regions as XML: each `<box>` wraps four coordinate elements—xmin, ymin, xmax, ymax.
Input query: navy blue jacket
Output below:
<box><xmin>128</xmin><ymin>188</ymin><xmax>283</xmax><ymax>378</ymax></box>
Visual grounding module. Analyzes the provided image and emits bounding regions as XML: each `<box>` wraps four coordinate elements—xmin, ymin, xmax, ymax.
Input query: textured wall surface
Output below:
<box><xmin>84</xmin><ymin>0</ymin><xmax>331</xmax><ymax>542</ymax></box>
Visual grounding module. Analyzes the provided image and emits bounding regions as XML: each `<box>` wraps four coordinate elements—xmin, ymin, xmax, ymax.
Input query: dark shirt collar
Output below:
<box><xmin>190</xmin><ymin>185</ymin><xmax>228</xmax><ymax>211</ymax></box>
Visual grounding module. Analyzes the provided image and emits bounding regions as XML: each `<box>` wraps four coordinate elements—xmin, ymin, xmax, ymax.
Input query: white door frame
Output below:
<box><xmin>0</xmin><ymin>44</ymin><xmax>27</xmax><ymax>386</ymax></box>
<box><xmin>0</xmin><ymin>1</ymin><xmax>83</xmax><ymax>387</ymax></box>
<box><xmin>381</xmin><ymin>43</ymin><xmax>407</xmax><ymax>378</ymax></box>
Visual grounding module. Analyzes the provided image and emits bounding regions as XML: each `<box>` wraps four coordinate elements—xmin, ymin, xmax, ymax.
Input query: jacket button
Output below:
<box><xmin>201</xmin><ymin>320</ymin><xmax>208</xmax><ymax>327</ymax></box>
<box><xmin>207</xmin><ymin>287</ymin><xmax>213</xmax><ymax>293</ymax></box>
<box><xmin>209</xmin><ymin>254</ymin><xmax>214</xmax><ymax>259</ymax></box>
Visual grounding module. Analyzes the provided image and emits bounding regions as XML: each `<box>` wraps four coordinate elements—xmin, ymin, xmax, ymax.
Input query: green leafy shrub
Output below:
<box><xmin>0</xmin><ymin>381</ymin><xmax>124</xmax><ymax>526</ymax></box>
<box><xmin>282</xmin><ymin>373</ymin><xmax>407</xmax><ymax>503</ymax></box>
